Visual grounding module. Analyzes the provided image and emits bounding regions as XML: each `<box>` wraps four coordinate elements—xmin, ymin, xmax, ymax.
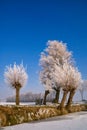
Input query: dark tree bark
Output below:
<box><xmin>16</xmin><ymin>87</ymin><xmax>20</xmax><ymax>105</ymax></box>
<box><xmin>66</xmin><ymin>89</ymin><xmax>75</xmax><ymax>109</ymax></box>
<box><xmin>43</xmin><ymin>90</ymin><xmax>50</xmax><ymax>105</ymax></box>
<box><xmin>53</xmin><ymin>89</ymin><xmax>60</xmax><ymax>103</ymax></box>
<box><xmin>59</xmin><ymin>90</ymin><xmax>68</xmax><ymax>109</ymax></box>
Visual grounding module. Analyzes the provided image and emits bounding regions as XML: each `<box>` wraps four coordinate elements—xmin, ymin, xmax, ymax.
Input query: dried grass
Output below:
<box><xmin>0</xmin><ymin>104</ymin><xmax>87</xmax><ymax>127</ymax></box>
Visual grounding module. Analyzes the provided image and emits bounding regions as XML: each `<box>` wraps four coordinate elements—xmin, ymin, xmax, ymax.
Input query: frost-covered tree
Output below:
<box><xmin>55</xmin><ymin>62</ymin><xmax>82</xmax><ymax>109</ymax></box>
<box><xmin>79</xmin><ymin>80</ymin><xmax>87</xmax><ymax>101</ymax></box>
<box><xmin>39</xmin><ymin>40</ymin><xmax>72</xmax><ymax>104</ymax></box>
<box><xmin>4</xmin><ymin>63</ymin><xmax>28</xmax><ymax>105</ymax></box>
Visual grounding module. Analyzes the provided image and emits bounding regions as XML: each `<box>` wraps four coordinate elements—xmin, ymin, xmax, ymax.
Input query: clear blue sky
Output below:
<box><xmin>0</xmin><ymin>0</ymin><xmax>87</xmax><ymax>99</ymax></box>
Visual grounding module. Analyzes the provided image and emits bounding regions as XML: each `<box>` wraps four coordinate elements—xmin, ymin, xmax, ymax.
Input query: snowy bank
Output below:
<box><xmin>2</xmin><ymin>111</ymin><xmax>87</xmax><ymax>130</ymax></box>
<box><xmin>0</xmin><ymin>104</ymin><xmax>87</xmax><ymax>127</ymax></box>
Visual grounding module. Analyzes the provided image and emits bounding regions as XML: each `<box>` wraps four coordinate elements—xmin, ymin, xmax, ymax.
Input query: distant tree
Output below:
<box><xmin>4</xmin><ymin>63</ymin><xmax>28</xmax><ymax>105</ymax></box>
<box><xmin>39</xmin><ymin>40</ymin><xmax>72</xmax><ymax>104</ymax></box>
<box><xmin>79</xmin><ymin>80</ymin><xmax>87</xmax><ymax>101</ymax></box>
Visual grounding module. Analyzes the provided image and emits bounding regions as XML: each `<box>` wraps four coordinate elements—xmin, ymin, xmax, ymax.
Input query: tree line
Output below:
<box><xmin>4</xmin><ymin>40</ymin><xmax>85</xmax><ymax>110</ymax></box>
<box><xmin>6</xmin><ymin>91</ymin><xmax>55</xmax><ymax>103</ymax></box>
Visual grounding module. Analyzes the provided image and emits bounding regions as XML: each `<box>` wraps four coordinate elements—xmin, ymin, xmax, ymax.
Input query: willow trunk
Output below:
<box><xmin>16</xmin><ymin>87</ymin><xmax>20</xmax><ymax>105</ymax></box>
<box><xmin>43</xmin><ymin>90</ymin><xmax>49</xmax><ymax>105</ymax></box>
<box><xmin>54</xmin><ymin>89</ymin><xmax>60</xmax><ymax>103</ymax></box>
<box><xmin>60</xmin><ymin>90</ymin><xmax>68</xmax><ymax>109</ymax></box>
<box><xmin>66</xmin><ymin>89</ymin><xmax>75</xmax><ymax>109</ymax></box>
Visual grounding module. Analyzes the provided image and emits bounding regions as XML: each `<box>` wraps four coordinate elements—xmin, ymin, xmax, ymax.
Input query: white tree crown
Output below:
<box><xmin>4</xmin><ymin>63</ymin><xmax>28</xmax><ymax>88</ymax></box>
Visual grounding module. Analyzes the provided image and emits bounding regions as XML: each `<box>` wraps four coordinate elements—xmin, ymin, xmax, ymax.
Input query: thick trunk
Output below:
<box><xmin>66</xmin><ymin>89</ymin><xmax>75</xmax><ymax>109</ymax></box>
<box><xmin>53</xmin><ymin>89</ymin><xmax>60</xmax><ymax>103</ymax></box>
<box><xmin>59</xmin><ymin>90</ymin><xmax>68</xmax><ymax>109</ymax></box>
<box><xmin>16</xmin><ymin>87</ymin><xmax>20</xmax><ymax>105</ymax></box>
<box><xmin>43</xmin><ymin>90</ymin><xmax>49</xmax><ymax>105</ymax></box>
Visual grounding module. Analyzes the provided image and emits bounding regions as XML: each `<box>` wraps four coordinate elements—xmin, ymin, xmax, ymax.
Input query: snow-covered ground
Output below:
<box><xmin>1</xmin><ymin>111</ymin><xmax>87</xmax><ymax>130</ymax></box>
<box><xmin>0</xmin><ymin>100</ymin><xmax>86</xmax><ymax>106</ymax></box>
<box><xmin>0</xmin><ymin>102</ymin><xmax>35</xmax><ymax>106</ymax></box>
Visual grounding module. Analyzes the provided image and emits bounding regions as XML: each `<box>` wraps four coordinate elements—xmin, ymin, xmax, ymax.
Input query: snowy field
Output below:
<box><xmin>0</xmin><ymin>102</ymin><xmax>35</xmax><ymax>106</ymax></box>
<box><xmin>0</xmin><ymin>100</ymin><xmax>86</xmax><ymax>106</ymax></box>
<box><xmin>1</xmin><ymin>111</ymin><xmax>87</xmax><ymax>130</ymax></box>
